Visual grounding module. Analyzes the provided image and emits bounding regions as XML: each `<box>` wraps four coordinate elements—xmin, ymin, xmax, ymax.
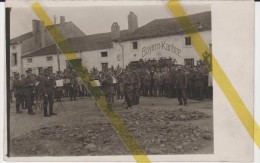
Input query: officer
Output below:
<box><xmin>41</xmin><ymin>68</ymin><xmax>57</xmax><ymax>117</ymax></box>
<box><xmin>13</xmin><ymin>73</ymin><xmax>23</xmax><ymax>114</ymax></box>
<box><xmin>24</xmin><ymin>69</ymin><xmax>36</xmax><ymax>115</ymax></box>
<box><xmin>123</xmin><ymin>69</ymin><xmax>133</xmax><ymax>109</ymax></box>
<box><xmin>175</xmin><ymin>66</ymin><xmax>188</xmax><ymax>106</ymax></box>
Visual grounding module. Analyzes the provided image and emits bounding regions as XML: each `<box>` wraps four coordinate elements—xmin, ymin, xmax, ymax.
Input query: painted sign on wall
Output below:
<box><xmin>142</xmin><ymin>41</ymin><xmax>181</xmax><ymax>58</ymax></box>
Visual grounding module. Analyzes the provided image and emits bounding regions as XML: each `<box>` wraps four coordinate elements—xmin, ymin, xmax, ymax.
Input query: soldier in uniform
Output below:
<box><xmin>69</xmin><ymin>72</ymin><xmax>78</xmax><ymax>101</ymax></box>
<box><xmin>153</xmin><ymin>69</ymin><xmax>160</xmax><ymax>97</ymax></box>
<box><xmin>187</xmin><ymin>67</ymin><xmax>195</xmax><ymax>99</ymax></box>
<box><xmin>24</xmin><ymin>69</ymin><xmax>36</xmax><ymax>115</ymax></box>
<box><xmin>20</xmin><ymin>74</ymin><xmax>26</xmax><ymax>109</ymax></box>
<box><xmin>175</xmin><ymin>66</ymin><xmax>188</xmax><ymax>106</ymax></box>
<box><xmin>13</xmin><ymin>73</ymin><xmax>23</xmax><ymax>114</ymax></box>
<box><xmin>100</xmin><ymin>68</ymin><xmax>114</xmax><ymax>105</ymax></box>
<box><xmin>142</xmin><ymin>69</ymin><xmax>150</xmax><ymax>97</ymax></box>
<box><xmin>41</xmin><ymin>68</ymin><xmax>57</xmax><ymax>117</ymax></box>
<box><xmin>131</xmin><ymin>69</ymin><xmax>140</xmax><ymax>105</ymax></box>
<box><xmin>55</xmin><ymin>71</ymin><xmax>63</xmax><ymax>102</ymax></box>
<box><xmin>170</xmin><ymin>66</ymin><xmax>177</xmax><ymax>98</ymax></box>
<box><xmin>194</xmin><ymin>67</ymin><xmax>205</xmax><ymax>101</ymax></box>
<box><xmin>123</xmin><ymin>70</ymin><xmax>133</xmax><ymax>109</ymax></box>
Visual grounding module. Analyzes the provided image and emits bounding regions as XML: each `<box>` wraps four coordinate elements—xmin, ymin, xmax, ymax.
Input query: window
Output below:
<box><xmin>101</xmin><ymin>51</ymin><xmax>108</xmax><ymax>57</ymax></box>
<box><xmin>185</xmin><ymin>37</ymin><xmax>191</xmax><ymax>46</ymax></box>
<box><xmin>12</xmin><ymin>53</ymin><xmax>17</xmax><ymax>66</ymax></box>
<box><xmin>47</xmin><ymin>66</ymin><xmax>53</xmax><ymax>73</ymax></box>
<box><xmin>101</xmin><ymin>63</ymin><xmax>108</xmax><ymax>71</ymax></box>
<box><xmin>46</xmin><ymin>56</ymin><xmax>53</xmax><ymax>61</ymax></box>
<box><xmin>27</xmin><ymin>58</ymin><xmax>32</xmax><ymax>63</ymax></box>
<box><xmin>184</xmin><ymin>58</ymin><xmax>194</xmax><ymax>66</ymax></box>
<box><xmin>132</xmin><ymin>41</ymin><xmax>138</xmax><ymax>49</ymax></box>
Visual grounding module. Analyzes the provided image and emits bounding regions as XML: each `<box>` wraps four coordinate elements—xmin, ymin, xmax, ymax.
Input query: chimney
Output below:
<box><xmin>111</xmin><ymin>22</ymin><xmax>120</xmax><ymax>40</ymax></box>
<box><xmin>60</xmin><ymin>16</ymin><xmax>65</xmax><ymax>24</ymax></box>
<box><xmin>128</xmin><ymin>11</ymin><xmax>138</xmax><ymax>32</ymax></box>
<box><xmin>32</xmin><ymin>19</ymin><xmax>45</xmax><ymax>48</ymax></box>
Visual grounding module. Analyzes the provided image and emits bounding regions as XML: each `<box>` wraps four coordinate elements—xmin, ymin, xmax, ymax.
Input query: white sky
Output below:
<box><xmin>10</xmin><ymin>4</ymin><xmax>210</xmax><ymax>38</ymax></box>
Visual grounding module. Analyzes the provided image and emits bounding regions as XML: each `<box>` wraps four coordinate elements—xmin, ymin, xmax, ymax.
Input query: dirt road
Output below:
<box><xmin>10</xmin><ymin>96</ymin><xmax>213</xmax><ymax>156</ymax></box>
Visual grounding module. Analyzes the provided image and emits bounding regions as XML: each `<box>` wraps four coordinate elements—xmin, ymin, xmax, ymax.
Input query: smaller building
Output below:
<box><xmin>10</xmin><ymin>16</ymin><xmax>86</xmax><ymax>75</ymax></box>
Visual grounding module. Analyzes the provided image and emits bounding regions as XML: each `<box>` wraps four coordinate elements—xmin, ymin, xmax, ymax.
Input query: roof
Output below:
<box><xmin>114</xmin><ymin>11</ymin><xmax>211</xmax><ymax>42</ymax></box>
<box><xmin>10</xmin><ymin>21</ymin><xmax>86</xmax><ymax>54</ymax></box>
<box><xmin>22</xmin><ymin>30</ymin><xmax>129</xmax><ymax>58</ymax></box>
<box><xmin>10</xmin><ymin>32</ymin><xmax>33</xmax><ymax>45</ymax></box>
<box><xmin>22</xmin><ymin>11</ymin><xmax>211</xmax><ymax>58</ymax></box>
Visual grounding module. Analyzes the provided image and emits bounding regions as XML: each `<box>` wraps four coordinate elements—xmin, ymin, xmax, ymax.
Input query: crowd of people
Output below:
<box><xmin>11</xmin><ymin>68</ymin><xmax>88</xmax><ymax>117</ymax></box>
<box><xmin>10</xmin><ymin>58</ymin><xmax>213</xmax><ymax>117</ymax></box>
<box><xmin>91</xmin><ymin>60</ymin><xmax>213</xmax><ymax>109</ymax></box>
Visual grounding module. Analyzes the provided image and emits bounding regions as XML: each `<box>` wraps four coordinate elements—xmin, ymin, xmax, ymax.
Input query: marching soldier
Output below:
<box><xmin>41</xmin><ymin>68</ymin><xmax>57</xmax><ymax>117</ymax></box>
<box><xmin>24</xmin><ymin>69</ymin><xmax>36</xmax><ymax>115</ymax></box>
<box><xmin>13</xmin><ymin>73</ymin><xmax>23</xmax><ymax>114</ymax></box>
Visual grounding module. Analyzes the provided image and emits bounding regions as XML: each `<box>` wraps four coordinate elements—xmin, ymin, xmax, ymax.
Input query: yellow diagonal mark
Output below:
<box><xmin>32</xmin><ymin>2</ymin><xmax>150</xmax><ymax>162</ymax></box>
<box><xmin>167</xmin><ymin>0</ymin><xmax>260</xmax><ymax>149</ymax></box>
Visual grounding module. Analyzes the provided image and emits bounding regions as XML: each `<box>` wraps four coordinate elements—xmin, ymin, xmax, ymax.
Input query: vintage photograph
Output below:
<box><xmin>8</xmin><ymin>4</ymin><xmax>213</xmax><ymax>156</ymax></box>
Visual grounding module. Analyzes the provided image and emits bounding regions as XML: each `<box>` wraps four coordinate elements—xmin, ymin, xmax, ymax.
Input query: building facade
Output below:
<box><xmin>17</xmin><ymin>11</ymin><xmax>212</xmax><ymax>74</ymax></box>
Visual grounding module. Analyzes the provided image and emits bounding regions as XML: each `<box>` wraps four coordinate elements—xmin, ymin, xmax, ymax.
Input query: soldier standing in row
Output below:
<box><xmin>41</xmin><ymin>68</ymin><xmax>57</xmax><ymax>117</ymax></box>
<box><xmin>24</xmin><ymin>69</ymin><xmax>36</xmax><ymax>115</ymax></box>
<box><xmin>13</xmin><ymin>73</ymin><xmax>23</xmax><ymax>114</ymax></box>
<box><xmin>142</xmin><ymin>69</ymin><xmax>150</xmax><ymax>97</ymax></box>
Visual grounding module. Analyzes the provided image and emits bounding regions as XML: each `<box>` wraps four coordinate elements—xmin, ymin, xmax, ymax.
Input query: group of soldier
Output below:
<box><xmin>92</xmin><ymin>63</ymin><xmax>212</xmax><ymax>108</ymax></box>
<box><xmin>11</xmin><ymin>68</ymin><xmax>87</xmax><ymax>117</ymax></box>
<box><xmin>11</xmin><ymin>62</ymin><xmax>212</xmax><ymax>116</ymax></box>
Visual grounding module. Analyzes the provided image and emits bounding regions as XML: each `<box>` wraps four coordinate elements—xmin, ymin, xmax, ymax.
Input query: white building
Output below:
<box><xmin>19</xmin><ymin>11</ymin><xmax>211</xmax><ymax>74</ymax></box>
<box><xmin>10</xmin><ymin>16</ymin><xmax>86</xmax><ymax>75</ymax></box>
